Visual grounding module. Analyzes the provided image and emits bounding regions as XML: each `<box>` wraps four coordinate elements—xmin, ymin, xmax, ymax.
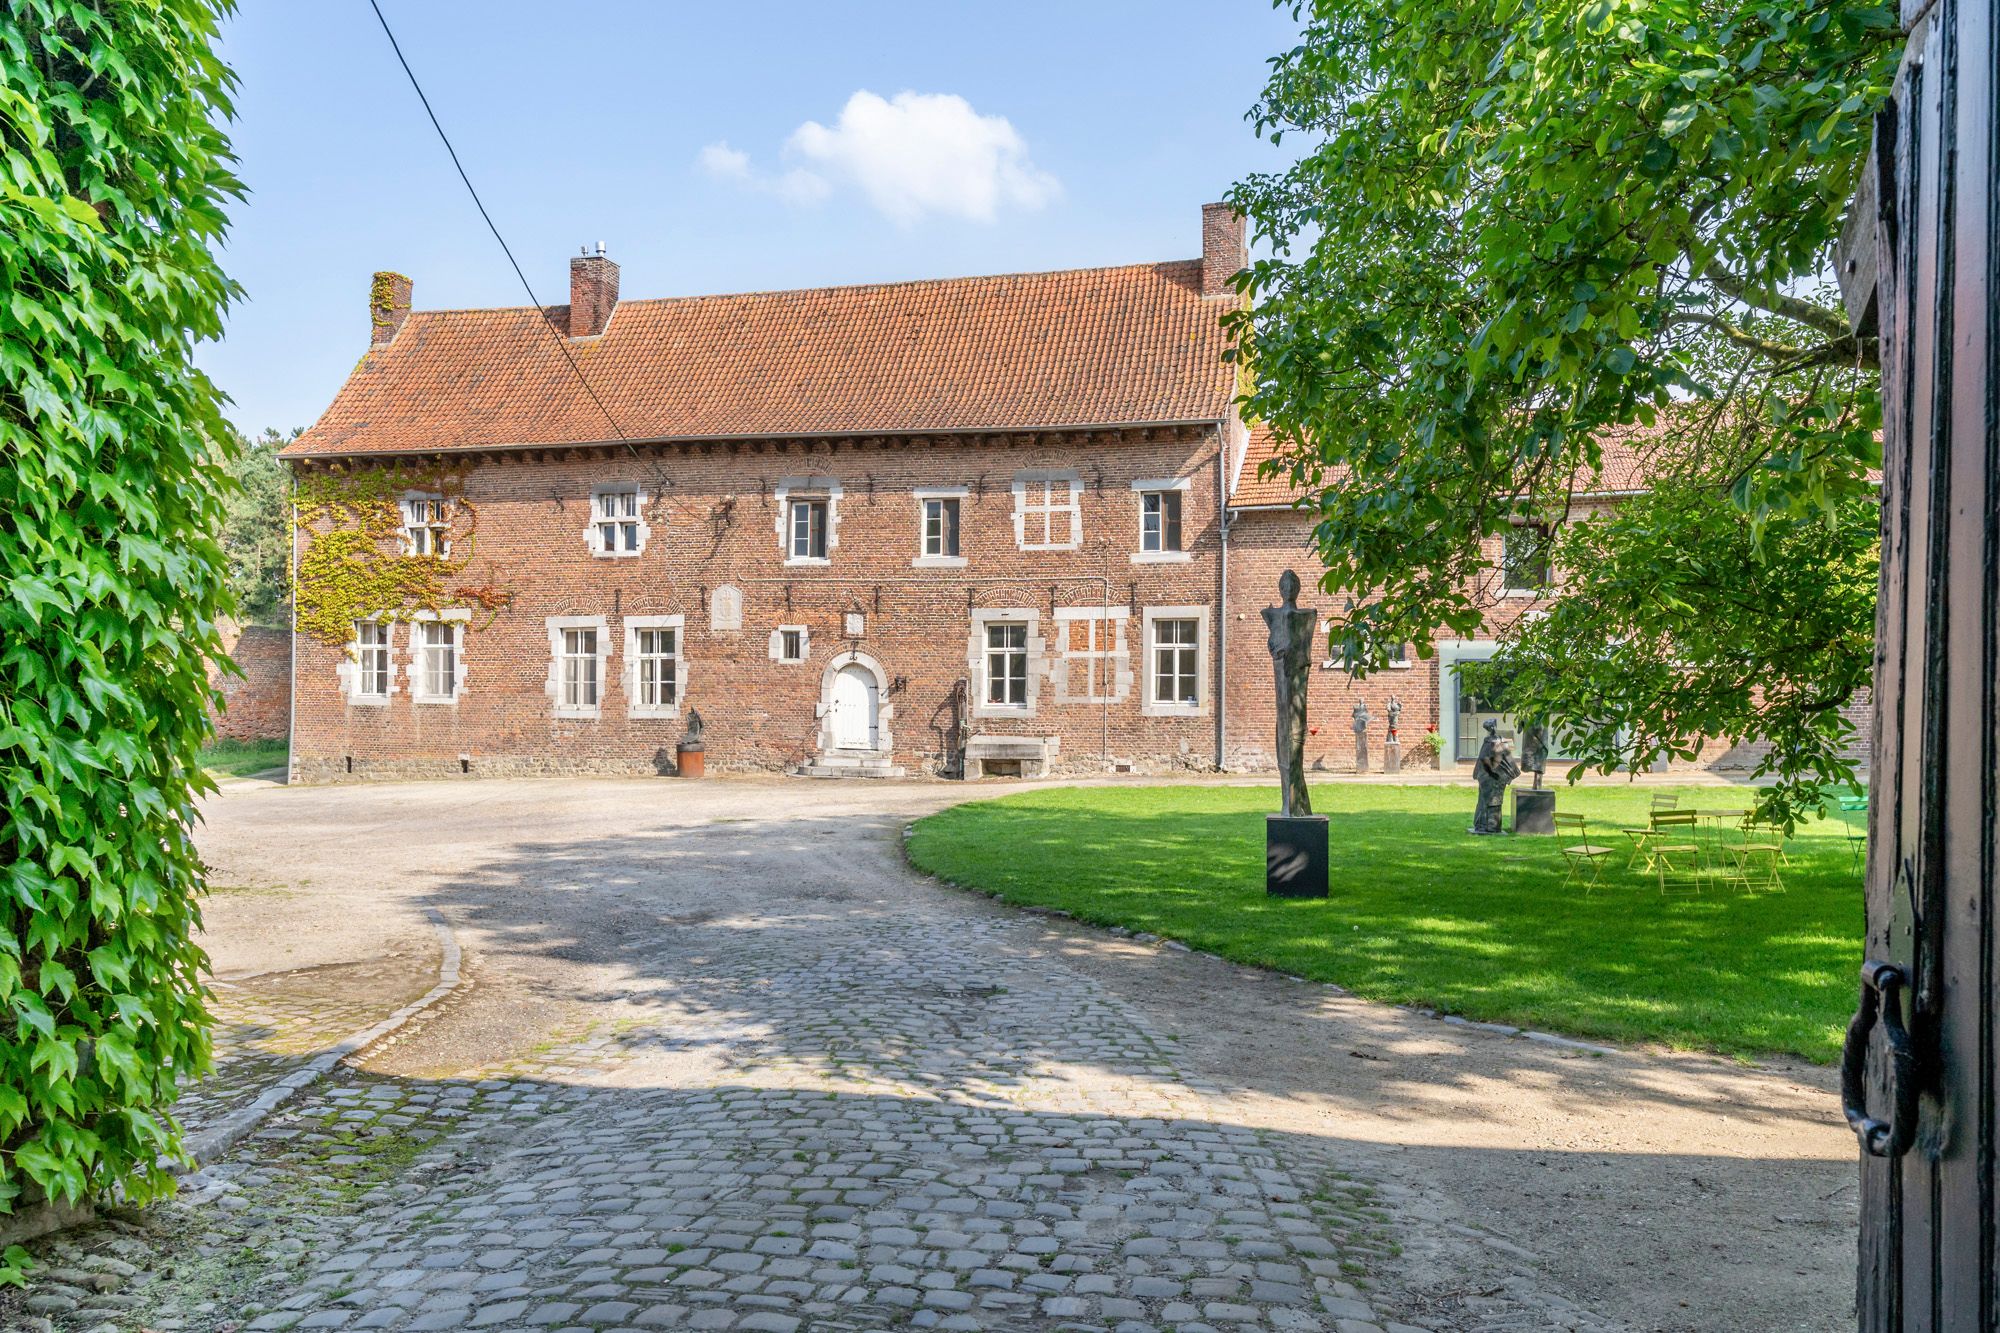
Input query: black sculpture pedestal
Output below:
<box><xmin>1513</xmin><ymin>787</ymin><xmax>1556</xmax><ymax>835</ymax></box>
<box><xmin>1266</xmin><ymin>815</ymin><xmax>1330</xmax><ymax>897</ymax></box>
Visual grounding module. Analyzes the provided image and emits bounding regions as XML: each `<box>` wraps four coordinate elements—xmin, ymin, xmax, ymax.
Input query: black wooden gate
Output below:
<box><xmin>1843</xmin><ymin>0</ymin><xmax>2000</xmax><ymax>1326</ymax></box>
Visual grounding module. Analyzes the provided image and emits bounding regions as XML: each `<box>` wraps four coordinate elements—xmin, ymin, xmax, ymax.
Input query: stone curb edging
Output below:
<box><xmin>176</xmin><ymin>909</ymin><xmax>464</xmax><ymax>1170</ymax></box>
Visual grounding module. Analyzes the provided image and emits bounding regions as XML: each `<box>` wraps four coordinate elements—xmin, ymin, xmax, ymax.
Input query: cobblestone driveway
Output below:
<box><xmin>6</xmin><ymin>778</ymin><xmax>1627</xmax><ymax>1333</ymax></box>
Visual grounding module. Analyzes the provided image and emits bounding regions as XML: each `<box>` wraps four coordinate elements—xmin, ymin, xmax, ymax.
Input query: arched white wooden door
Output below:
<box><xmin>829</xmin><ymin>664</ymin><xmax>878</xmax><ymax>749</ymax></box>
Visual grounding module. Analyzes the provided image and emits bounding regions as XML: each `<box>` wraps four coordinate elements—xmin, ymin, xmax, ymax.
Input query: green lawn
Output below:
<box><xmin>197</xmin><ymin>737</ymin><xmax>288</xmax><ymax>778</ymax></box>
<box><xmin>906</xmin><ymin>783</ymin><xmax>1865</xmax><ymax>1063</ymax></box>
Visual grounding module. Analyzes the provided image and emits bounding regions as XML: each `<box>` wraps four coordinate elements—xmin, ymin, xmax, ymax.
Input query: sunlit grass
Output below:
<box><xmin>906</xmin><ymin>783</ymin><xmax>1864</xmax><ymax>1062</ymax></box>
<box><xmin>198</xmin><ymin>737</ymin><xmax>288</xmax><ymax>778</ymax></box>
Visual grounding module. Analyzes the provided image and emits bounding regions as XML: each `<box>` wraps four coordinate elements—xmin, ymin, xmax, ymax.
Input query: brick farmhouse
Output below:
<box><xmin>279</xmin><ymin>205</ymin><xmax>1843</xmax><ymax>782</ymax></box>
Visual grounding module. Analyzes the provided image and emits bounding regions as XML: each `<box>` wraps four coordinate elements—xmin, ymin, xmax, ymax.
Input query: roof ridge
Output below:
<box><xmin>400</xmin><ymin>258</ymin><xmax>1202</xmax><ymax>319</ymax></box>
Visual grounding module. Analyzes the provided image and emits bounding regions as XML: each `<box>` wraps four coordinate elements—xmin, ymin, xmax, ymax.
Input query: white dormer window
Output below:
<box><xmin>1012</xmin><ymin>471</ymin><xmax>1082</xmax><ymax>551</ymax></box>
<box><xmin>590</xmin><ymin>487</ymin><xmax>647</xmax><ymax>557</ymax></box>
<box><xmin>401</xmin><ymin>495</ymin><xmax>450</xmax><ymax>557</ymax></box>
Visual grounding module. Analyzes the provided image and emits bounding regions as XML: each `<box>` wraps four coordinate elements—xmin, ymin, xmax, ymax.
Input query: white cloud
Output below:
<box><xmin>697</xmin><ymin>91</ymin><xmax>1059</xmax><ymax>226</ymax></box>
<box><xmin>697</xmin><ymin>138</ymin><xmax>829</xmax><ymax>206</ymax></box>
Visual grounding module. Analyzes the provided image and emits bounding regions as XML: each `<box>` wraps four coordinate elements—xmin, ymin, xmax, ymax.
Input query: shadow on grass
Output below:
<box><xmin>905</xmin><ymin>784</ymin><xmax>1864</xmax><ymax>1062</ymax></box>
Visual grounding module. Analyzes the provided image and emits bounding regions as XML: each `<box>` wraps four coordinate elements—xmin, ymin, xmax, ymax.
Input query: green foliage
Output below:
<box><xmin>221</xmin><ymin>428</ymin><xmax>295</xmax><ymax>625</ymax></box>
<box><xmin>291</xmin><ymin>466</ymin><xmax>506</xmax><ymax>645</ymax></box>
<box><xmin>1461</xmin><ymin>489</ymin><xmax>1878</xmax><ymax>827</ymax></box>
<box><xmin>909</xmin><ymin>784</ymin><xmax>1866</xmax><ymax>1061</ymax></box>
<box><xmin>1229</xmin><ymin>0</ymin><xmax>1896</xmax><ymax>810</ymax></box>
<box><xmin>1</xmin><ymin>1</ymin><xmax>242</xmax><ymax>1214</ymax></box>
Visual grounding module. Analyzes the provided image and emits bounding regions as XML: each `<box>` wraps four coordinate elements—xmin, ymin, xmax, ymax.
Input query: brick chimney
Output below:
<box><xmin>1200</xmin><ymin>203</ymin><xmax>1247</xmax><ymax>298</ymax></box>
<box><xmin>569</xmin><ymin>245</ymin><xmax>620</xmax><ymax>338</ymax></box>
<box><xmin>370</xmin><ymin>271</ymin><xmax>412</xmax><ymax>345</ymax></box>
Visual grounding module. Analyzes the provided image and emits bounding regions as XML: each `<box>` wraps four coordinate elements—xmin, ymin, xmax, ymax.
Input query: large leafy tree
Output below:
<box><xmin>2</xmin><ymin>0</ymin><xmax>242</xmax><ymax>1239</ymax></box>
<box><xmin>1229</xmin><ymin>0</ymin><xmax>1898</xmax><ymax>819</ymax></box>
<box><xmin>221</xmin><ymin>427</ymin><xmax>298</xmax><ymax>626</ymax></box>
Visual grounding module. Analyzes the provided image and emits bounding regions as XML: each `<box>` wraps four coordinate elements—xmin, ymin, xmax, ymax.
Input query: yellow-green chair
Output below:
<box><xmin>1553</xmin><ymin>812</ymin><xmax>1616</xmax><ymax>888</ymax></box>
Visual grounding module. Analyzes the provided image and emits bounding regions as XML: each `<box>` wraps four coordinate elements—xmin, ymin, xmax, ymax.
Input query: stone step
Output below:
<box><xmin>795</xmin><ymin>762</ymin><xmax>908</xmax><ymax>780</ymax></box>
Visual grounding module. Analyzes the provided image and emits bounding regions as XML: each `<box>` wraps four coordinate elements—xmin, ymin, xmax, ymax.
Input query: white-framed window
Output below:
<box><xmin>913</xmin><ymin>487</ymin><xmax>969</xmax><ymax>568</ymax></box>
<box><xmin>923</xmin><ymin>497</ymin><xmax>960</xmax><ymax>558</ymax></box>
<box><xmin>1011</xmin><ymin>470</ymin><xmax>1082</xmax><ymax>551</ymax></box>
<box><xmin>1053</xmin><ymin>608</ymin><xmax>1130</xmax><ymax>703</ymax></box>
<box><xmin>1142</xmin><ymin>606</ymin><xmax>1210</xmax><ymax>716</ymax></box>
<box><xmin>401</xmin><ymin>494</ymin><xmax>450</xmax><ymax>557</ymax></box>
<box><xmin>589</xmin><ymin>486</ymin><xmax>648</xmax><ymax>557</ymax></box>
<box><xmin>789</xmin><ymin>498</ymin><xmax>828</xmax><ymax>559</ymax></box>
<box><xmin>774</xmin><ymin>477</ymin><xmax>842</xmax><ymax>565</ymax></box>
<box><xmin>985</xmin><ymin>622</ymin><xmax>1029</xmax><ymax>707</ymax></box>
<box><xmin>1501</xmin><ymin>523</ymin><xmax>1553</xmax><ymax>593</ymax></box>
<box><xmin>770</xmin><ymin>625</ymin><xmax>810</xmax><ymax>664</ymax></box>
<box><xmin>623</xmin><ymin>614</ymin><xmax>683</xmax><ymax>719</ymax></box>
<box><xmin>1131</xmin><ymin>478</ymin><xmax>1191</xmax><ymax>561</ymax></box>
<box><xmin>546</xmin><ymin>616</ymin><xmax>610</xmax><ymax>719</ymax></box>
<box><xmin>348</xmin><ymin>619</ymin><xmax>393</xmax><ymax>704</ymax></box>
<box><xmin>410</xmin><ymin>615</ymin><xmax>466</xmax><ymax>704</ymax></box>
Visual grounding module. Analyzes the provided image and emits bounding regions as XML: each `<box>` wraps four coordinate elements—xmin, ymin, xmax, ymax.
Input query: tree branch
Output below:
<box><xmin>1703</xmin><ymin>262</ymin><xmax>1849</xmax><ymax>338</ymax></box>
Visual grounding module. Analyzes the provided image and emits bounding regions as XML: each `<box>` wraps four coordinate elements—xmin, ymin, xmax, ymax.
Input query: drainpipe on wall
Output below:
<box><xmin>1215</xmin><ymin>426</ymin><xmax>1229</xmax><ymax>773</ymax></box>
<box><xmin>285</xmin><ymin>472</ymin><xmax>298</xmax><ymax>785</ymax></box>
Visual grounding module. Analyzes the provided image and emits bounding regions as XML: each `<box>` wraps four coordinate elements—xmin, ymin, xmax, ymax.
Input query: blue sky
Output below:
<box><xmin>201</xmin><ymin>2</ymin><xmax>1305</xmax><ymax>435</ymax></box>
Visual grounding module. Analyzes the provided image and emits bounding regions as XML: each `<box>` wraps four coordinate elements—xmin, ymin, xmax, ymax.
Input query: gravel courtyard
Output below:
<box><xmin>4</xmin><ymin>776</ymin><xmax>1852</xmax><ymax>1333</ymax></box>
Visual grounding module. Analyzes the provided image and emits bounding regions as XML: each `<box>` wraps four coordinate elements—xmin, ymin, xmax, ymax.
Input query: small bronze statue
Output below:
<box><xmin>1386</xmin><ymin>696</ymin><xmax>1401</xmax><ymax>741</ymax></box>
<box><xmin>1519</xmin><ymin>715</ymin><xmax>1548</xmax><ymax>789</ymax></box>
<box><xmin>1470</xmin><ymin>718</ymin><xmax>1521</xmax><ymax>834</ymax></box>
<box><xmin>683</xmin><ymin>706</ymin><xmax>706</xmax><ymax>749</ymax></box>
<box><xmin>1351</xmin><ymin>699</ymin><xmax>1372</xmax><ymax>773</ymax></box>
<box><xmin>1263</xmin><ymin>570</ymin><xmax>1317</xmax><ymax>817</ymax></box>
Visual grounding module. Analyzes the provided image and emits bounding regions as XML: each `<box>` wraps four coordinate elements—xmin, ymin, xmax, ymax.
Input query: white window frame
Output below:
<box><xmin>587</xmin><ymin>484</ymin><xmax>650</xmax><ymax>558</ymax></box>
<box><xmin>1010</xmin><ymin>470</ymin><xmax>1082</xmax><ymax>552</ymax></box>
<box><xmin>968</xmin><ymin>608</ymin><xmax>1042</xmax><ymax>718</ymax></box>
<box><xmin>1142</xmin><ymin>606</ymin><xmax>1210</xmax><ymax>717</ymax></box>
<box><xmin>400</xmin><ymin>493</ymin><xmax>451</xmax><ymax>558</ymax></box>
<box><xmin>1131</xmin><ymin>477</ymin><xmax>1193</xmax><ymax>563</ymax></box>
<box><xmin>344</xmin><ymin>618</ymin><xmax>395</xmax><ymax>705</ymax></box>
<box><xmin>407</xmin><ymin>611</ymin><xmax>469</xmax><ymax>705</ymax></box>
<box><xmin>770</xmin><ymin>624</ymin><xmax>810</xmax><ymax>664</ymax></box>
<box><xmin>774</xmin><ymin>476</ymin><xmax>842</xmax><ymax>566</ymax></box>
<box><xmin>913</xmin><ymin>487</ymin><xmax>968</xmax><ymax>568</ymax></box>
<box><xmin>1052</xmin><ymin>608</ymin><xmax>1130</xmax><ymax>704</ymax></box>
<box><xmin>546</xmin><ymin>615</ymin><xmax>610</xmax><ymax>719</ymax></box>
<box><xmin>623</xmin><ymin>614</ymin><xmax>684</xmax><ymax>719</ymax></box>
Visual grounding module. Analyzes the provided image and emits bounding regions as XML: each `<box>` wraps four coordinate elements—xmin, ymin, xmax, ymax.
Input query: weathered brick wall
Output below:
<box><xmin>209</xmin><ymin>621</ymin><xmax>291</xmax><ymax>741</ymax></box>
<box><xmin>289</xmin><ymin>427</ymin><xmax>1231</xmax><ymax>782</ymax></box>
<box><xmin>1223</xmin><ymin>515</ymin><xmax>1441</xmax><ymax>773</ymax></box>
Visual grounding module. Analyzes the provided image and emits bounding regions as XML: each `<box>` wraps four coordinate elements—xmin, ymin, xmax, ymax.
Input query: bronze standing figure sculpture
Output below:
<box><xmin>1263</xmin><ymin>570</ymin><xmax>1317</xmax><ymax>817</ymax></box>
<box><xmin>1470</xmin><ymin>718</ymin><xmax>1520</xmax><ymax>834</ymax></box>
<box><xmin>1263</xmin><ymin>571</ymin><xmax>1328</xmax><ymax>896</ymax></box>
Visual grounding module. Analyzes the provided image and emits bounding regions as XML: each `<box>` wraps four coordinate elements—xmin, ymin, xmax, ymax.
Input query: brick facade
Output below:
<box><xmin>208</xmin><ymin>621</ymin><xmax>291</xmax><ymax>742</ymax></box>
<box><xmin>289</xmin><ymin>428</ymin><xmax>1235</xmax><ymax>781</ymax></box>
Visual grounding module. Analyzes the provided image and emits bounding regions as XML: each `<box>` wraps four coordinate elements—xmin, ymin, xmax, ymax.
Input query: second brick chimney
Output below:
<box><xmin>1200</xmin><ymin>203</ymin><xmax>1247</xmax><ymax>298</ymax></box>
<box><xmin>370</xmin><ymin>271</ymin><xmax>412</xmax><ymax>345</ymax></box>
<box><xmin>569</xmin><ymin>245</ymin><xmax>620</xmax><ymax>338</ymax></box>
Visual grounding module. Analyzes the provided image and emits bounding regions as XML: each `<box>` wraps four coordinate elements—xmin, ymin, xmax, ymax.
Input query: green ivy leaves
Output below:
<box><xmin>3</xmin><ymin>0</ymin><xmax>241</xmax><ymax>1221</ymax></box>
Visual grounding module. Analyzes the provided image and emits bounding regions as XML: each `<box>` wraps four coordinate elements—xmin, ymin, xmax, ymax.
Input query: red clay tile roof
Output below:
<box><xmin>1232</xmin><ymin>419</ymin><xmax>1674</xmax><ymax>508</ymax></box>
<box><xmin>284</xmin><ymin>261</ymin><xmax>1237</xmax><ymax>458</ymax></box>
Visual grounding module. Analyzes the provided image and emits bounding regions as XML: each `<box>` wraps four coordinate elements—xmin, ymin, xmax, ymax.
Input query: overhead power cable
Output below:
<box><xmin>365</xmin><ymin>0</ymin><xmax>653</xmax><ymax>474</ymax></box>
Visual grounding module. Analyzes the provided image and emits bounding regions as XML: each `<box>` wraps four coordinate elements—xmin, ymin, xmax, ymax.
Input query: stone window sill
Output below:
<box><xmin>1131</xmin><ymin>550</ymin><xmax>1193</xmax><ymax>564</ymax></box>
